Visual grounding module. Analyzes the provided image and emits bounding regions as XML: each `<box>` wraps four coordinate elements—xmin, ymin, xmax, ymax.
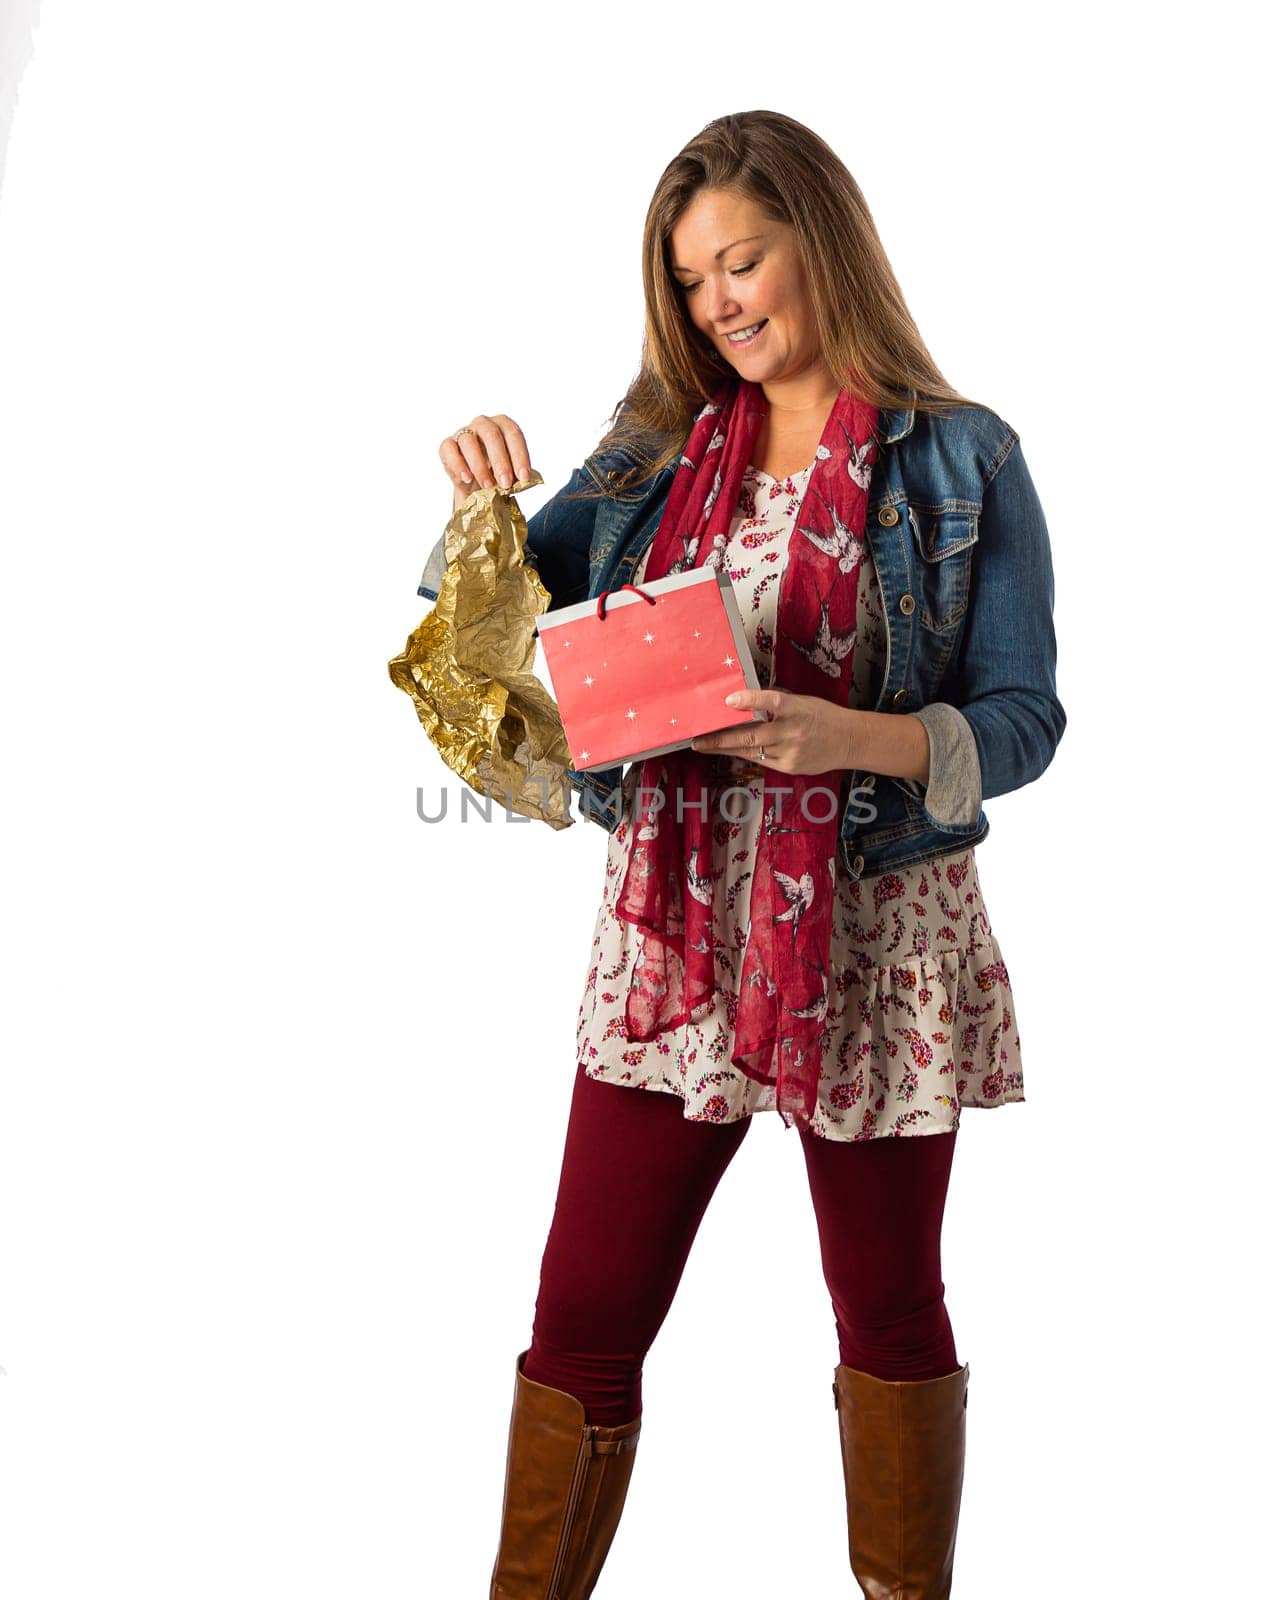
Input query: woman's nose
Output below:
<box><xmin>707</xmin><ymin>285</ymin><xmax>737</xmax><ymax>324</ymax></box>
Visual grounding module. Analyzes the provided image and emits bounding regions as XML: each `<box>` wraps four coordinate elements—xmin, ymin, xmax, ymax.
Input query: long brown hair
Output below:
<box><xmin>565</xmin><ymin>108</ymin><xmax>984</xmax><ymax>501</ymax></box>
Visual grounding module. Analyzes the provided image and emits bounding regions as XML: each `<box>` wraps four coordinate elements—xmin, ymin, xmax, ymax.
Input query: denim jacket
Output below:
<box><xmin>416</xmin><ymin>399</ymin><xmax>1066</xmax><ymax>880</ymax></box>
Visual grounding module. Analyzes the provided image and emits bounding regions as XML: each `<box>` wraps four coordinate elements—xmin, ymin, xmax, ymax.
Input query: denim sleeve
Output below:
<box><xmin>911</xmin><ymin>439</ymin><xmax>1067</xmax><ymax>829</ymax></box>
<box><xmin>521</xmin><ymin>464</ymin><xmax>599</xmax><ymax>615</ymax></box>
<box><xmin>415</xmin><ymin>463</ymin><xmax>598</xmax><ymax>612</ymax></box>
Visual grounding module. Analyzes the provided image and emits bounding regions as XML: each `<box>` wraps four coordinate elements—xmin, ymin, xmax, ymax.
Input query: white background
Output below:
<box><xmin>0</xmin><ymin>2</ymin><xmax>1279</xmax><ymax>1594</ymax></box>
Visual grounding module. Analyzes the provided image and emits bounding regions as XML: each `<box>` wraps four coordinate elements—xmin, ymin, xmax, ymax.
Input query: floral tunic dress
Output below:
<box><xmin>574</xmin><ymin>459</ymin><xmax>1026</xmax><ymax>1141</ymax></box>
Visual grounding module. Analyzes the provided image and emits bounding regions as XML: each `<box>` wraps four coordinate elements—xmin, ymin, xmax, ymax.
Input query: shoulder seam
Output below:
<box><xmin>983</xmin><ymin>427</ymin><xmax>1019</xmax><ymax>486</ymax></box>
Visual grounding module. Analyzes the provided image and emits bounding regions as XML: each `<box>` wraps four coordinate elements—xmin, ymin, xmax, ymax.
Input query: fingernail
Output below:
<box><xmin>725</xmin><ymin>693</ymin><xmax>741</xmax><ymax>706</ymax></box>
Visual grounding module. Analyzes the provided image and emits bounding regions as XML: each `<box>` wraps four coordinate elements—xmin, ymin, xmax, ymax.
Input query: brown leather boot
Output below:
<box><xmin>832</xmin><ymin>1360</ymin><xmax>970</xmax><ymax>1598</ymax></box>
<box><xmin>488</xmin><ymin>1349</ymin><xmax>642</xmax><ymax>1599</ymax></box>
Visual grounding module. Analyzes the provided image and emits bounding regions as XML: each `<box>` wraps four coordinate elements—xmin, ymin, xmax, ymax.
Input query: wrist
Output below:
<box><xmin>846</xmin><ymin>707</ymin><xmax>931</xmax><ymax>785</ymax></box>
<box><xmin>845</xmin><ymin>708</ymin><xmax>871</xmax><ymax>771</ymax></box>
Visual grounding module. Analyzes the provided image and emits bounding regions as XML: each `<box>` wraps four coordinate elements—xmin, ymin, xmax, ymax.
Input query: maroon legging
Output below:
<box><xmin>522</xmin><ymin>1063</ymin><xmax>960</xmax><ymax>1426</ymax></box>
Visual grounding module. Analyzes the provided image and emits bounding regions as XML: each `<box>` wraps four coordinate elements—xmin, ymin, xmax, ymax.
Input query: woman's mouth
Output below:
<box><xmin>726</xmin><ymin>318</ymin><xmax>767</xmax><ymax>349</ymax></box>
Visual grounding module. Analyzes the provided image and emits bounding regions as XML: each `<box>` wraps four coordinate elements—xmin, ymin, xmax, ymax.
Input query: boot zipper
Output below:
<box><xmin>548</xmin><ymin>1424</ymin><xmax>594</xmax><ymax>1598</ymax></box>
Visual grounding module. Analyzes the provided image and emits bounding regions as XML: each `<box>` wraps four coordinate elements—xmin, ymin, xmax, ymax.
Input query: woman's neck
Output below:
<box><xmin>751</xmin><ymin>399</ymin><xmax>839</xmax><ymax>481</ymax></box>
<box><xmin>759</xmin><ymin>365</ymin><xmax>840</xmax><ymax>418</ymax></box>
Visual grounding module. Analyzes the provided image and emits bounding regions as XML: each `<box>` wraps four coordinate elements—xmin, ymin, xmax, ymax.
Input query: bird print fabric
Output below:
<box><xmin>614</xmin><ymin>377</ymin><xmax>890</xmax><ymax>1131</ymax></box>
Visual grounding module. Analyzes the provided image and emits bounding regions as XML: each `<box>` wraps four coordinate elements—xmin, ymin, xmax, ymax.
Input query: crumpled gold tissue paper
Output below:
<box><xmin>388</xmin><ymin>472</ymin><xmax>576</xmax><ymax>827</ymax></box>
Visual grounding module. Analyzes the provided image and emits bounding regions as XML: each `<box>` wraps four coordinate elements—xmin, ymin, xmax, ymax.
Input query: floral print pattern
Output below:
<box><xmin>574</xmin><ymin>461</ymin><xmax>1025</xmax><ymax>1140</ymax></box>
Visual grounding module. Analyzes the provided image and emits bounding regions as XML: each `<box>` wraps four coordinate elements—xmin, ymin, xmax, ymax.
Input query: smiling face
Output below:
<box><xmin>668</xmin><ymin>188</ymin><xmax>831</xmax><ymax>402</ymax></box>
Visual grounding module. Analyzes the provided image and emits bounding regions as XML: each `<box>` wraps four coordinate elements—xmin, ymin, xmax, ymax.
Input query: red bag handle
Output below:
<box><xmin>596</xmin><ymin>583</ymin><xmax>657</xmax><ymax>620</ymax></box>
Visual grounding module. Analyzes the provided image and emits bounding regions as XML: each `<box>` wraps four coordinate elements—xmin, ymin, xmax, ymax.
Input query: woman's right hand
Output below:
<box><xmin>439</xmin><ymin>414</ymin><xmax>537</xmax><ymax>511</ymax></box>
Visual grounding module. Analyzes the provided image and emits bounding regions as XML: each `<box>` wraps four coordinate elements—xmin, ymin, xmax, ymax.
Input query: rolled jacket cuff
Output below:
<box><xmin>910</xmin><ymin>702</ymin><xmax>983</xmax><ymax>829</ymax></box>
<box><xmin>417</xmin><ymin>530</ymin><xmax>449</xmax><ymax>601</ymax></box>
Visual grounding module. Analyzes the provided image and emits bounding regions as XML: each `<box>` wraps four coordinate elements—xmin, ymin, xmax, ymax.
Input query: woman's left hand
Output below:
<box><xmin>690</xmin><ymin>688</ymin><xmax>860</xmax><ymax>776</ymax></box>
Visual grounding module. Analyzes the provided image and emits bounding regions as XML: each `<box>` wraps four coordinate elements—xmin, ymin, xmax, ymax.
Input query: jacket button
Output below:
<box><xmin>878</xmin><ymin>505</ymin><xmax>900</xmax><ymax>527</ymax></box>
<box><xmin>607</xmin><ymin>470</ymin><xmax>618</xmax><ymax>479</ymax></box>
<box><xmin>851</xmin><ymin>853</ymin><xmax>865</xmax><ymax>875</ymax></box>
<box><xmin>892</xmin><ymin>689</ymin><xmax>910</xmax><ymax>706</ymax></box>
<box><xmin>899</xmin><ymin>593</ymin><xmax>915</xmax><ymax>614</ymax></box>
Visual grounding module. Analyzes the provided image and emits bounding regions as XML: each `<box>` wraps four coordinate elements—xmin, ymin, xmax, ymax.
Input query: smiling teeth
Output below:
<box><xmin>729</xmin><ymin>320</ymin><xmax>766</xmax><ymax>342</ymax></box>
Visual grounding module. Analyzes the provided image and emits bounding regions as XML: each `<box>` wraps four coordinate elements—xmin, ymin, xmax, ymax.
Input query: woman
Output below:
<box><xmin>423</xmin><ymin>111</ymin><xmax>1065</xmax><ymax>1598</ymax></box>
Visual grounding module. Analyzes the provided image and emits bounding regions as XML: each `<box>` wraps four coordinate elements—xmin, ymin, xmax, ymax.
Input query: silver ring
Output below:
<box><xmin>757</xmin><ymin>744</ymin><xmax>766</xmax><ymax>762</ymax></box>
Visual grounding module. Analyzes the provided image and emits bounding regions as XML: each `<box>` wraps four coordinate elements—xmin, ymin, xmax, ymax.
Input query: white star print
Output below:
<box><xmin>643</xmin><ymin>631</ymin><xmax>655</xmax><ymax>644</ymax></box>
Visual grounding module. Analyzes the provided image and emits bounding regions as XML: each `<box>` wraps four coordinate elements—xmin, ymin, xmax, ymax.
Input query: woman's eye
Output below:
<box><xmin>678</xmin><ymin>262</ymin><xmax>758</xmax><ymax>295</ymax></box>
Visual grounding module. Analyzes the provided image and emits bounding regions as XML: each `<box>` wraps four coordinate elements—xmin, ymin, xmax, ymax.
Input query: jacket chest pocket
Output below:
<box><xmin>906</xmin><ymin>501</ymin><xmax>979</xmax><ymax>632</ymax></box>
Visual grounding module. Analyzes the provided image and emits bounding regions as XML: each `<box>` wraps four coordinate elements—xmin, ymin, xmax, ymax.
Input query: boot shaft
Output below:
<box><xmin>832</xmin><ymin>1361</ymin><xmax>969</xmax><ymax>1599</ymax></box>
<box><xmin>490</xmin><ymin>1349</ymin><xmax>641</xmax><ymax>1600</ymax></box>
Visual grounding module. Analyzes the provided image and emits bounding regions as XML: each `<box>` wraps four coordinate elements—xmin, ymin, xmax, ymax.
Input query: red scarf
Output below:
<box><xmin>613</xmin><ymin>375</ymin><xmax>879</xmax><ymax>1131</ymax></box>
